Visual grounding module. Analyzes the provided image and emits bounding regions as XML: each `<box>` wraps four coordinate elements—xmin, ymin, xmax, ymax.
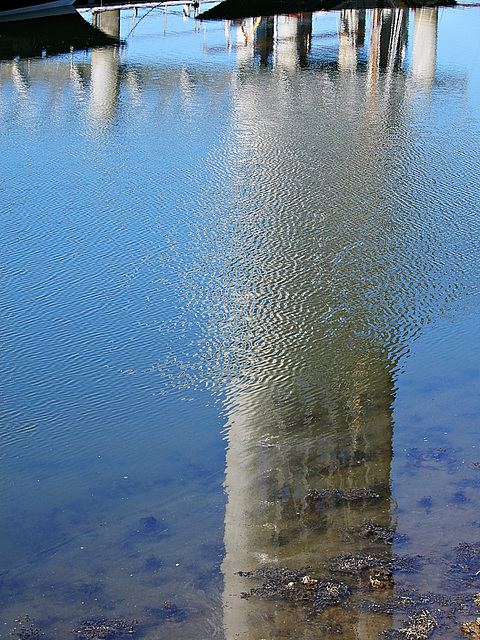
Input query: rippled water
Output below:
<box><xmin>1</xmin><ymin>5</ymin><xmax>480</xmax><ymax>639</ymax></box>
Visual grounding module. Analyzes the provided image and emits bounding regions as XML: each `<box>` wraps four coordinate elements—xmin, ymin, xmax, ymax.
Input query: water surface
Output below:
<box><xmin>1</xmin><ymin>5</ymin><xmax>480</xmax><ymax>639</ymax></box>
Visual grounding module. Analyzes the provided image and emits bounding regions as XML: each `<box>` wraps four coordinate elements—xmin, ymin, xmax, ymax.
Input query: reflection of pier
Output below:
<box><xmin>220</xmin><ymin>9</ymin><xmax>440</xmax><ymax>640</ymax></box>
<box><xmin>200</xmin><ymin>0</ymin><xmax>452</xmax><ymax>20</ymax></box>
<box><xmin>230</xmin><ymin>8</ymin><xmax>436</xmax><ymax>80</ymax></box>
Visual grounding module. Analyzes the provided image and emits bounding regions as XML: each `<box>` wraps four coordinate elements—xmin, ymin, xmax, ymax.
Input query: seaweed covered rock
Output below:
<box><xmin>73</xmin><ymin>619</ymin><xmax>138</xmax><ymax>640</ymax></box>
<box><xmin>369</xmin><ymin>565</ymin><xmax>395</xmax><ymax>589</ymax></box>
<box><xmin>325</xmin><ymin>552</ymin><xmax>393</xmax><ymax>576</ymax></box>
<box><xmin>305</xmin><ymin>488</ymin><xmax>380</xmax><ymax>509</ymax></box>
<box><xmin>347</xmin><ymin>519</ymin><xmax>400</xmax><ymax>545</ymax></box>
<box><xmin>385</xmin><ymin>609</ymin><xmax>437</xmax><ymax>640</ymax></box>
<box><xmin>239</xmin><ymin>567</ymin><xmax>308</xmax><ymax>598</ymax></box>
<box><xmin>10</xmin><ymin>616</ymin><xmax>44</xmax><ymax>640</ymax></box>
<box><xmin>313</xmin><ymin>580</ymin><xmax>350</xmax><ymax>611</ymax></box>
<box><xmin>239</xmin><ymin>567</ymin><xmax>350</xmax><ymax>612</ymax></box>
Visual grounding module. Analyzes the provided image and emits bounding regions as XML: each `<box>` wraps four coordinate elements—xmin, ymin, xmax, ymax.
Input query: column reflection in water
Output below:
<box><xmin>338</xmin><ymin>10</ymin><xmax>365</xmax><ymax>71</ymax></box>
<box><xmin>377</xmin><ymin>9</ymin><xmax>408</xmax><ymax>70</ymax></box>
<box><xmin>90</xmin><ymin>10</ymin><xmax>121</xmax><ymax>122</ymax></box>
<box><xmin>411</xmin><ymin>8</ymin><xmax>437</xmax><ymax>89</ymax></box>
<box><xmin>366</xmin><ymin>8</ymin><xmax>408</xmax><ymax>95</ymax></box>
<box><xmin>247</xmin><ymin>14</ymin><xmax>312</xmax><ymax>69</ymax></box>
<box><xmin>274</xmin><ymin>14</ymin><xmax>312</xmax><ymax>70</ymax></box>
<box><xmin>222</xmin><ymin>10</ymin><xmax>438</xmax><ymax>640</ymax></box>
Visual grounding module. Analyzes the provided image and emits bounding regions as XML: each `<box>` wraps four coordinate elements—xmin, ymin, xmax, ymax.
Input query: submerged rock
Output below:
<box><xmin>144</xmin><ymin>555</ymin><xmax>163</xmax><ymax>573</ymax></box>
<box><xmin>123</xmin><ymin>515</ymin><xmax>169</xmax><ymax>549</ymax></box>
<box><xmin>145</xmin><ymin>602</ymin><xmax>187</xmax><ymax>624</ymax></box>
<box><xmin>139</xmin><ymin>516</ymin><xmax>158</xmax><ymax>531</ymax></box>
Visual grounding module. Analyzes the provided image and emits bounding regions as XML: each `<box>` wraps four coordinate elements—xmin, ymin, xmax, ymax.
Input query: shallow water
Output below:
<box><xmin>1</xmin><ymin>5</ymin><xmax>480</xmax><ymax>639</ymax></box>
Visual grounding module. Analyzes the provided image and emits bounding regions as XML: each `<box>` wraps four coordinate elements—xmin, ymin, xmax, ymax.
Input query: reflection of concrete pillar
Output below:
<box><xmin>222</xmin><ymin>356</ymin><xmax>395</xmax><ymax>639</ymax></box>
<box><xmin>218</xmin><ymin>27</ymin><xmax>427</xmax><ymax>634</ymax></box>
<box><xmin>221</xmin><ymin>328</ymin><xmax>395</xmax><ymax>638</ymax></box>
<box><xmin>274</xmin><ymin>15</ymin><xmax>300</xmax><ymax>71</ymax></box>
<box><xmin>255</xmin><ymin>17</ymin><xmax>274</xmax><ymax>67</ymax></box>
<box><xmin>338</xmin><ymin>10</ymin><xmax>365</xmax><ymax>72</ymax></box>
<box><xmin>379</xmin><ymin>9</ymin><xmax>394</xmax><ymax>68</ymax></box>
<box><xmin>367</xmin><ymin>9</ymin><xmax>408</xmax><ymax>94</ymax></box>
<box><xmin>93</xmin><ymin>9</ymin><xmax>120</xmax><ymax>39</ymax></box>
<box><xmin>11</xmin><ymin>60</ymin><xmax>30</xmax><ymax>95</ymax></box>
<box><xmin>378</xmin><ymin>9</ymin><xmax>408</xmax><ymax>70</ymax></box>
<box><xmin>89</xmin><ymin>8</ymin><xmax>120</xmax><ymax>122</ymax></box>
<box><xmin>236</xmin><ymin>14</ymin><xmax>311</xmax><ymax>69</ymax></box>
<box><xmin>272</xmin><ymin>14</ymin><xmax>312</xmax><ymax>71</ymax></box>
<box><xmin>236</xmin><ymin>19</ymin><xmax>256</xmax><ymax>65</ymax></box>
<box><xmin>297</xmin><ymin>13</ymin><xmax>312</xmax><ymax>65</ymax></box>
<box><xmin>90</xmin><ymin>45</ymin><xmax>119</xmax><ymax>123</ymax></box>
<box><xmin>411</xmin><ymin>8</ymin><xmax>437</xmax><ymax>89</ymax></box>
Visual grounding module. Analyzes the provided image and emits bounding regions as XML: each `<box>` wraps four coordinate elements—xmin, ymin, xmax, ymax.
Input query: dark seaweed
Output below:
<box><xmin>72</xmin><ymin>619</ymin><xmax>137</xmax><ymax>640</ymax></box>
<box><xmin>450</xmin><ymin>542</ymin><xmax>480</xmax><ymax>581</ymax></box>
<box><xmin>305</xmin><ymin>488</ymin><xmax>381</xmax><ymax>508</ymax></box>
<box><xmin>10</xmin><ymin>616</ymin><xmax>45</xmax><ymax>640</ymax></box>
<box><xmin>344</xmin><ymin>519</ymin><xmax>401</xmax><ymax>545</ymax></box>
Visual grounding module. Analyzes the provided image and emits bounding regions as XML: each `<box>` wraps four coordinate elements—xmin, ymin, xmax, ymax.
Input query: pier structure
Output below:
<box><xmin>74</xmin><ymin>0</ymin><xmax>213</xmax><ymax>16</ymax></box>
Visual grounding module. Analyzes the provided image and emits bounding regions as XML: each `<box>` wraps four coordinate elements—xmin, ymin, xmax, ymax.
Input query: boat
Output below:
<box><xmin>0</xmin><ymin>0</ymin><xmax>76</xmax><ymax>19</ymax></box>
<box><xmin>0</xmin><ymin>5</ymin><xmax>120</xmax><ymax>58</ymax></box>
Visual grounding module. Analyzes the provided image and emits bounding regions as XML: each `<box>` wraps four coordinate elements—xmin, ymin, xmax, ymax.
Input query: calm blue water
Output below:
<box><xmin>1</xmin><ymin>5</ymin><xmax>480</xmax><ymax>639</ymax></box>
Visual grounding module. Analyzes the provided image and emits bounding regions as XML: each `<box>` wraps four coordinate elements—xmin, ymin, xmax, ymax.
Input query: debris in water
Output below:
<box><xmin>369</xmin><ymin>565</ymin><xmax>395</xmax><ymax>589</ymax></box>
<box><xmin>461</xmin><ymin>617</ymin><xmax>480</xmax><ymax>638</ymax></box>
